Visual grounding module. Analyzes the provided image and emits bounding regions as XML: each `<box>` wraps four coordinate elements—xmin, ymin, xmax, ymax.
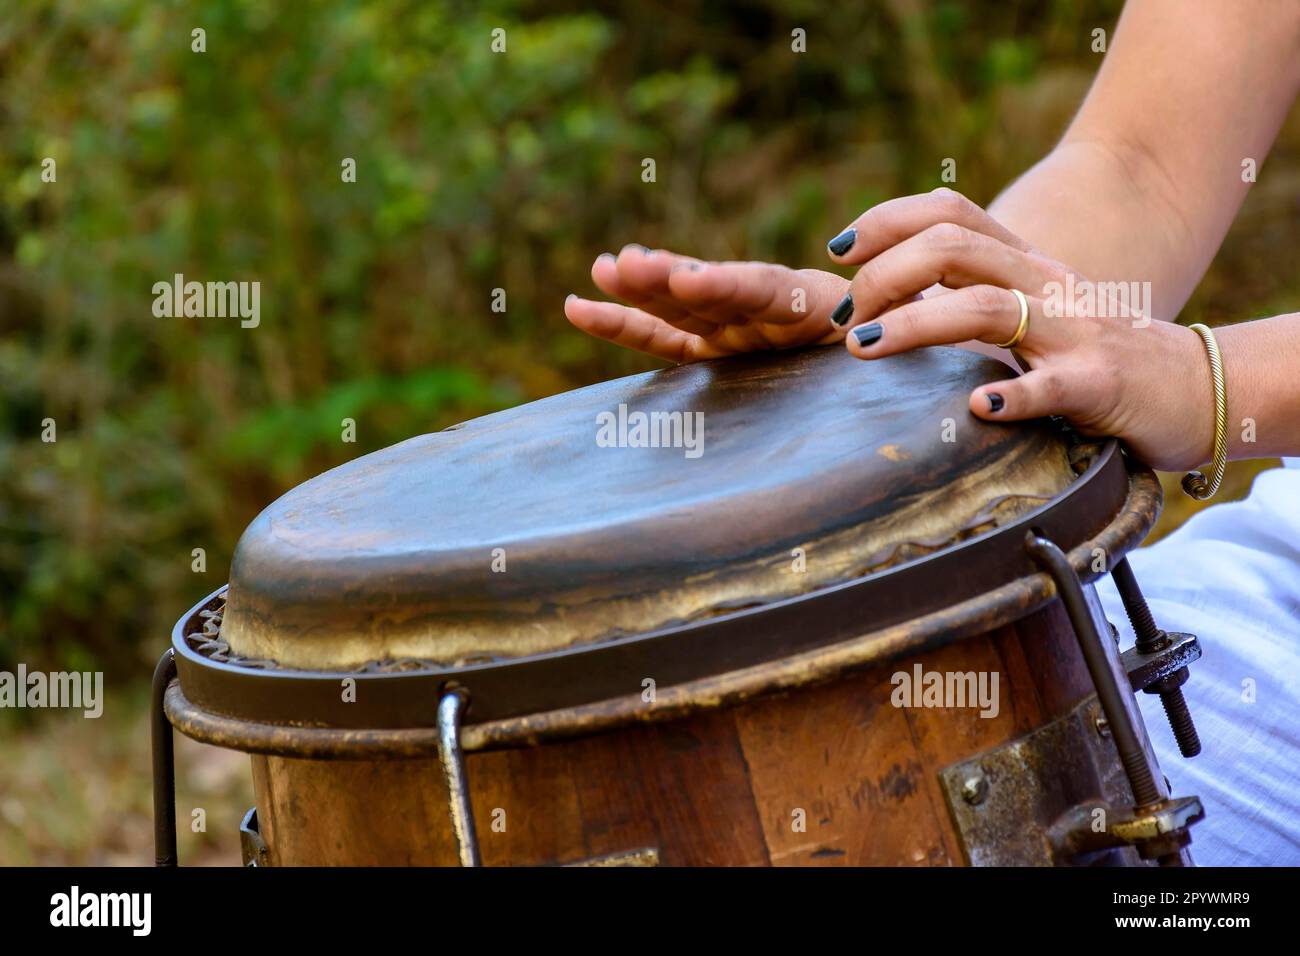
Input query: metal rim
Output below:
<box><xmin>165</xmin><ymin>440</ymin><xmax>1158</xmax><ymax>754</ymax></box>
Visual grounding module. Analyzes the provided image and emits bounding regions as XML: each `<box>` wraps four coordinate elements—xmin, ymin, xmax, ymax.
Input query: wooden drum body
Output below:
<box><xmin>160</xmin><ymin>346</ymin><xmax>1204</xmax><ymax>866</ymax></box>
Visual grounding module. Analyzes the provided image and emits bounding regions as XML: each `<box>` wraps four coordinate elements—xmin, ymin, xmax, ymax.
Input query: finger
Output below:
<box><xmin>830</xmin><ymin>223</ymin><xmax>1061</xmax><ymax>331</ymax></box>
<box><xmin>609</xmin><ymin>244</ymin><xmax>698</xmax><ymax>298</ymax></box>
<box><xmin>667</xmin><ymin>262</ymin><xmax>847</xmax><ymax>326</ymax></box>
<box><xmin>825</xmin><ymin>188</ymin><xmax>1036</xmax><ymax>265</ymax></box>
<box><xmin>968</xmin><ymin>368</ymin><xmax>1070</xmax><ymax>423</ymax></box>
<box><xmin>608</xmin><ymin>244</ymin><xmax>720</xmax><ymax>336</ymax></box>
<box><xmin>845</xmin><ymin>285</ymin><xmax>1050</xmax><ymax>358</ymax></box>
<box><xmin>564</xmin><ymin>295</ymin><xmax>727</xmax><ymax>363</ymax></box>
<box><xmin>592</xmin><ymin>247</ymin><xmax>694</xmax><ymax>309</ymax></box>
<box><xmin>596</xmin><ymin>245</ymin><xmax>720</xmax><ymax>337</ymax></box>
<box><xmin>592</xmin><ymin>251</ymin><xmax>637</xmax><ymax>300</ymax></box>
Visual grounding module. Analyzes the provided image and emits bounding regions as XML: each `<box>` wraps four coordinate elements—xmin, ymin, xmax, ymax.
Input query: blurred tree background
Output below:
<box><xmin>1</xmin><ymin>0</ymin><xmax>1298</xmax><ymax>861</ymax></box>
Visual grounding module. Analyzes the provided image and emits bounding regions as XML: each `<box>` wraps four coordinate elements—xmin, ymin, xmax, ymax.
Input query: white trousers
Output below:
<box><xmin>1094</xmin><ymin>459</ymin><xmax>1300</xmax><ymax>866</ymax></box>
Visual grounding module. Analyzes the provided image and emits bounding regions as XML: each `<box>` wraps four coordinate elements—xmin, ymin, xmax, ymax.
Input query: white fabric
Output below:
<box><xmin>1094</xmin><ymin>460</ymin><xmax>1300</xmax><ymax>865</ymax></box>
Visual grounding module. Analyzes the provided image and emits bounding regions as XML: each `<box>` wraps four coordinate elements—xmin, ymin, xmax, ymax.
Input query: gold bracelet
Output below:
<box><xmin>1181</xmin><ymin>323</ymin><xmax>1228</xmax><ymax>500</ymax></box>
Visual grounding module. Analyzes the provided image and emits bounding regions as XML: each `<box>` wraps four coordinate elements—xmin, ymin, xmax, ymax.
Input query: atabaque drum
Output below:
<box><xmin>157</xmin><ymin>344</ymin><xmax>1207</xmax><ymax>866</ymax></box>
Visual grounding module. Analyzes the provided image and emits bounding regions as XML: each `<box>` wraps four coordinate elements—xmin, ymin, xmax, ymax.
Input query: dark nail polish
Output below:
<box><xmin>852</xmin><ymin>322</ymin><xmax>883</xmax><ymax>347</ymax></box>
<box><xmin>827</xmin><ymin>227</ymin><xmax>857</xmax><ymax>256</ymax></box>
<box><xmin>829</xmin><ymin>293</ymin><xmax>855</xmax><ymax>327</ymax></box>
<box><xmin>988</xmin><ymin>392</ymin><xmax>1004</xmax><ymax>413</ymax></box>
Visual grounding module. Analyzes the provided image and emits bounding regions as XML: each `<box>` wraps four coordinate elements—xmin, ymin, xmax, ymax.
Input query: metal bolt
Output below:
<box><xmin>1111</xmin><ymin>558</ymin><xmax>1202</xmax><ymax>758</ymax></box>
<box><xmin>1158</xmin><ymin>685</ymin><xmax>1202</xmax><ymax>757</ymax></box>
<box><xmin>960</xmin><ymin>773</ymin><xmax>988</xmax><ymax>806</ymax></box>
<box><xmin>1095</xmin><ymin>715</ymin><xmax>1111</xmax><ymax>738</ymax></box>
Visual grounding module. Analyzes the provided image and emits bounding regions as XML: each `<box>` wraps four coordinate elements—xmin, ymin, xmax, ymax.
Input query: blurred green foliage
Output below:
<box><xmin>2</xmin><ymin>0</ymin><xmax>1298</xmax><ymax>682</ymax></box>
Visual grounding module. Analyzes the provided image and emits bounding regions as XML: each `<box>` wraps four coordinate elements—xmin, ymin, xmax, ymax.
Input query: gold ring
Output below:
<box><xmin>996</xmin><ymin>289</ymin><xmax>1030</xmax><ymax>349</ymax></box>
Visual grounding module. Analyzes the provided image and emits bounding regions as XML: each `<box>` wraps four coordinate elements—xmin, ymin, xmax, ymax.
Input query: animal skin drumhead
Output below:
<box><xmin>221</xmin><ymin>345</ymin><xmax>1075</xmax><ymax>669</ymax></box>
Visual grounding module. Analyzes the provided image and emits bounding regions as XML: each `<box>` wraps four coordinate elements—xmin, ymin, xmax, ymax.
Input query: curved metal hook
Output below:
<box><xmin>437</xmin><ymin>688</ymin><xmax>481</xmax><ymax>867</ymax></box>
<box><xmin>152</xmin><ymin>648</ymin><xmax>179</xmax><ymax>866</ymax></box>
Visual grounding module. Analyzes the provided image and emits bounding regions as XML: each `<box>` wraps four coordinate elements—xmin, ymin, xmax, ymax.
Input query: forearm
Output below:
<box><xmin>1214</xmin><ymin>315</ymin><xmax>1300</xmax><ymax>460</ymax></box>
<box><xmin>990</xmin><ymin>0</ymin><xmax>1300</xmax><ymax>322</ymax></box>
<box><xmin>987</xmin><ymin>140</ymin><xmax>1204</xmax><ymax>322</ymax></box>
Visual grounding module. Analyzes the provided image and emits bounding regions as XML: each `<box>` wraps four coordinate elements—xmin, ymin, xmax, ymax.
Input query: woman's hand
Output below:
<box><xmin>825</xmin><ymin>188</ymin><xmax>1213</xmax><ymax>472</ymax></box>
<box><xmin>564</xmin><ymin>245</ymin><xmax>850</xmax><ymax>363</ymax></box>
<box><xmin>564</xmin><ymin>187</ymin><xmax>1215</xmax><ymax>471</ymax></box>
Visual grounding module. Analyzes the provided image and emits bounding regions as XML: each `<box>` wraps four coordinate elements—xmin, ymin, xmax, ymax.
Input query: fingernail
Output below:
<box><xmin>829</xmin><ymin>293</ymin><xmax>855</xmax><ymax>327</ymax></box>
<box><xmin>827</xmin><ymin>227</ymin><xmax>857</xmax><ymax>256</ymax></box>
<box><xmin>852</xmin><ymin>322</ymin><xmax>882</xmax><ymax>347</ymax></box>
<box><xmin>597</xmin><ymin>252</ymin><xmax>616</xmax><ymax>262</ymax></box>
<box><xmin>988</xmin><ymin>393</ymin><xmax>1004</xmax><ymax>413</ymax></box>
<box><xmin>565</xmin><ymin>293</ymin><xmax>576</xmax><ymax>302</ymax></box>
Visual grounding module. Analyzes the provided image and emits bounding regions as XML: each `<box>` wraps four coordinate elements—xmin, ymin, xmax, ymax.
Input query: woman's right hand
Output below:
<box><xmin>564</xmin><ymin>244</ymin><xmax>851</xmax><ymax>363</ymax></box>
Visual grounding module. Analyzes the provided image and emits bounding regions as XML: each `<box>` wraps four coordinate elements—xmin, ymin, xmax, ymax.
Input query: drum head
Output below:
<box><xmin>220</xmin><ymin>346</ymin><xmax>1076</xmax><ymax>670</ymax></box>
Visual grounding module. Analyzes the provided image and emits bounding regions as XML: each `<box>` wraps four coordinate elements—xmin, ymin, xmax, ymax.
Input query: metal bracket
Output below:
<box><xmin>940</xmin><ymin>696</ymin><xmax>1138</xmax><ymax>865</ymax></box>
<box><xmin>240</xmin><ymin>807</ymin><xmax>270</xmax><ymax>867</ymax></box>
<box><xmin>1122</xmin><ymin>630</ymin><xmax>1201</xmax><ymax>694</ymax></box>
<box><xmin>1048</xmin><ymin>795</ymin><xmax>1206</xmax><ymax>861</ymax></box>
<box><xmin>1110</xmin><ymin>795</ymin><xmax>1206</xmax><ymax>851</ymax></box>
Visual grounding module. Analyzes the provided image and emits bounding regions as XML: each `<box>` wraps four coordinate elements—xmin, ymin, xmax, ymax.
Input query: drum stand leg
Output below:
<box><xmin>437</xmin><ymin>688</ymin><xmax>482</xmax><ymax>867</ymax></box>
<box><xmin>151</xmin><ymin>648</ymin><xmax>179</xmax><ymax>867</ymax></box>
<box><xmin>1025</xmin><ymin>533</ymin><xmax>1203</xmax><ymax>866</ymax></box>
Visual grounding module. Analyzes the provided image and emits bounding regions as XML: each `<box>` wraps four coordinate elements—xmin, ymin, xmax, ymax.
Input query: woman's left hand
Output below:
<box><xmin>825</xmin><ymin>188</ymin><xmax>1213</xmax><ymax>472</ymax></box>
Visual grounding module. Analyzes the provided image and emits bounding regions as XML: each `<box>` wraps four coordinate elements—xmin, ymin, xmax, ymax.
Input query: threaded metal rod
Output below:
<box><xmin>1161</xmin><ymin>688</ymin><xmax>1203</xmax><ymax>758</ymax></box>
<box><xmin>1111</xmin><ymin>558</ymin><xmax>1159</xmax><ymax>648</ymax></box>
<box><xmin>1112</xmin><ymin>558</ymin><xmax>1202</xmax><ymax>758</ymax></box>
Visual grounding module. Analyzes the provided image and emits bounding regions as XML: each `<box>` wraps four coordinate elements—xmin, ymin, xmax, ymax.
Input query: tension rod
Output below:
<box><xmin>1025</xmin><ymin>533</ymin><xmax>1162</xmax><ymax>809</ymax></box>
<box><xmin>1111</xmin><ymin>558</ymin><xmax>1202</xmax><ymax>757</ymax></box>
<box><xmin>151</xmin><ymin>648</ymin><xmax>179</xmax><ymax>866</ymax></box>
